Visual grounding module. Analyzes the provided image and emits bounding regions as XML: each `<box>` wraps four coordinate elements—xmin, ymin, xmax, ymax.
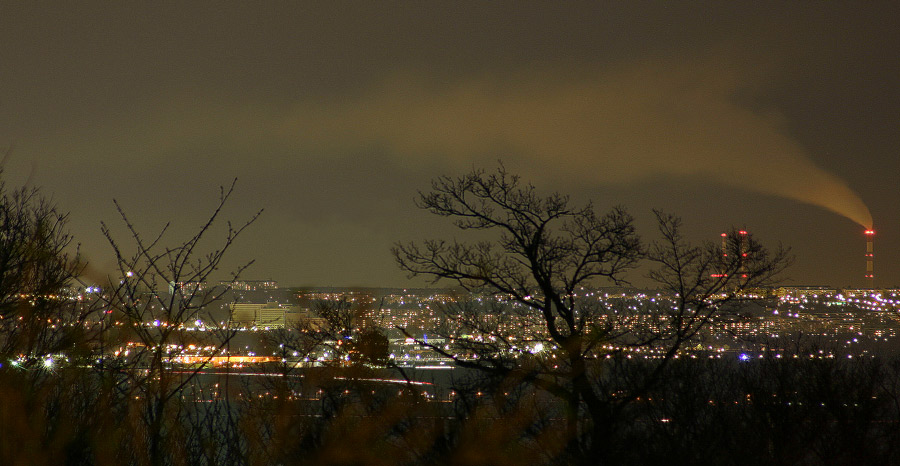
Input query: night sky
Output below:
<box><xmin>2</xmin><ymin>2</ymin><xmax>898</xmax><ymax>288</ymax></box>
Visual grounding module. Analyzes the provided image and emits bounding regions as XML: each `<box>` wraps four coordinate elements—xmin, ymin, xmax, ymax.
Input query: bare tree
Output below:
<box><xmin>244</xmin><ymin>297</ymin><xmax>417</xmax><ymax>466</ymax></box>
<box><xmin>393</xmin><ymin>166</ymin><xmax>790</xmax><ymax>464</ymax></box>
<box><xmin>638</xmin><ymin>211</ymin><xmax>790</xmax><ymax>383</ymax></box>
<box><xmin>99</xmin><ymin>179</ymin><xmax>260</xmax><ymax>466</ymax></box>
<box><xmin>0</xmin><ymin>177</ymin><xmax>96</xmax><ymax>363</ymax></box>
<box><xmin>0</xmin><ymin>170</ymin><xmax>107</xmax><ymax>466</ymax></box>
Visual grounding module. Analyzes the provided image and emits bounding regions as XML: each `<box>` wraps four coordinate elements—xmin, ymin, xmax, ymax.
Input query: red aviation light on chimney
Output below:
<box><xmin>865</xmin><ymin>230</ymin><xmax>875</xmax><ymax>235</ymax></box>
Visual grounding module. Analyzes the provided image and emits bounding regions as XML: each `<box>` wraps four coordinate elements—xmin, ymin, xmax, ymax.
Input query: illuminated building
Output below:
<box><xmin>230</xmin><ymin>302</ymin><xmax>324</xmax><ymax>329</ymax></box>
<box><xmin>220</xmin><ymin>280</ymin><xmax>279</xmax><ymax>291</ymax></box>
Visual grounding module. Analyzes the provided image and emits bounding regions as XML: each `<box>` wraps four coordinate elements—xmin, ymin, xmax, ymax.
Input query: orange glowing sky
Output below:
<box><xmin>1</xmin><ymin>2</ymin><xmax>898</xmax><ymax>287</ymax></box>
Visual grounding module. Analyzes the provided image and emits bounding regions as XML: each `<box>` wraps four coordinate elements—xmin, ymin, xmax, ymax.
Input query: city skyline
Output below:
<box><xmin>2</xmin><ymin>3</ymin><xmax>899</xmax><ymax>288</ymax></box>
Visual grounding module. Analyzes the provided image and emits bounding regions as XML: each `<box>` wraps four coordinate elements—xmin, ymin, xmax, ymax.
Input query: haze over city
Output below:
<box><xmin>2</xmin><ymin>2</ymin><xmax>898</xmax><ymax>287</ymax></box>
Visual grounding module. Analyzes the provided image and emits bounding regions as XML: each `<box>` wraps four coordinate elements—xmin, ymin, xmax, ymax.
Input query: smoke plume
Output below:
<box><xmin>281</xmin><ymin>57</ymin><xmax>873</xmax><ymax>229</ymax></box>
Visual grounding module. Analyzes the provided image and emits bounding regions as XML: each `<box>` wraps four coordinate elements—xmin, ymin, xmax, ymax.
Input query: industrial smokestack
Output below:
<box><xmin>864</xmin><ymin>229</ymin><xmax>875</xmax><ymax>289</ymax></box>
<box><xmin>721</xmin><ymin>233</ymin><xmax>728</xmax><ymax>260</ymax></box>
<box><xmin>739</xmin><ymin>230</ymin><xmax>749</xmax><ymax>279</ymax></box>
<box><xmin>711</xmin><ymin>230</ymin><xmax>750</xmax><ymax>280</ymax></box>
<box><xmin>711</xmin><ymin>233</ymin><xmax>729</xmax><ymax>279</ymax></box>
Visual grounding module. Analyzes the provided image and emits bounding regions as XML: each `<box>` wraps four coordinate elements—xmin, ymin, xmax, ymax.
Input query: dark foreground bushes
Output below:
<box><xmin>3</xmin><ymin>354</ymin><xmax>900</xmax><ymax>466</ymax></box>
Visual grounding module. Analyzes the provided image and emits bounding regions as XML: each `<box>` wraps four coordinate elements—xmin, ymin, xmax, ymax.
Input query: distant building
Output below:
<box><xmin>229</xmin><ymin>301</ymin><xmax>324</xmax><ymax>329</ymax></box>
<box><xmin>774</xmin><ymin>286</ymin><xmax>837</xmax><ymax>299</ymax></box>
<box><xmin>220</xmin><ymin>280</ymin><xmax>278</xmax><ymax>291</ymax></box>
<box><xmin>230</xmin><ymin>303</ymin><xmax>266</xmax><ymax>325</ymax></box>
<box><xmin>841</xmin><ymin>288</ymin><xmax>879</xmax><ymax>298</ymax></box>
<box><xmin>168</xmin><ymin>281</ymin><xmax>208</xmax><ymax>295</ymax></box>
<box><xmin>257</xmin><ymin>306</ymin><xmax>289</xmax><ymax>328</ymax></box>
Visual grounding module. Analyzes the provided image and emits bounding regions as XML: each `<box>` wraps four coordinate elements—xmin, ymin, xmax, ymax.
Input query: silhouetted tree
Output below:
<box><xmin>100</xmin><ymin>179</ymin><xmax>260</xmax><ymax>466</ymax></box>
<box><xmin>0</xmin><ymin>175</ymin><xmax>95</xmax><ymax>362</ymax></box>
<box><xmin>245</xmin><ymin>297</ymin><xmax>436</xmax><ymax>466</ymax></box>
<box><xmin>0</xmin><ymin>165</ymin><xmax>110</xmax><ymax>466</ymax></box>
<box><xmin>393</xmin><ymin>165</ymin><xmax>790</xmax><ymax>464</ymax></box>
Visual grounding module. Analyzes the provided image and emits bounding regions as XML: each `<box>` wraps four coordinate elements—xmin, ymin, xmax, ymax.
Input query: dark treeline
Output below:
<box><xmin>6</xmin><ymin>348</ymin><xmax>900</xmax><ymax>466</ymax></box>
<box><xmin>1</xmin><ymin>167</ymin><xmax>897</xmax><ymax>465</ymax></box>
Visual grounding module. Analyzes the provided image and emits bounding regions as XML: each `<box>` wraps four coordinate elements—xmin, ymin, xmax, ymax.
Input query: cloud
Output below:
<box><xmin>47</xmin><ymin>51</ymin><xmax>871</xmax><ymax>231</ymax></box>
<box><xmin>279</xmin><ymin>55</ymin><xmax>872</xmax><ymax>229</ymax></box>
